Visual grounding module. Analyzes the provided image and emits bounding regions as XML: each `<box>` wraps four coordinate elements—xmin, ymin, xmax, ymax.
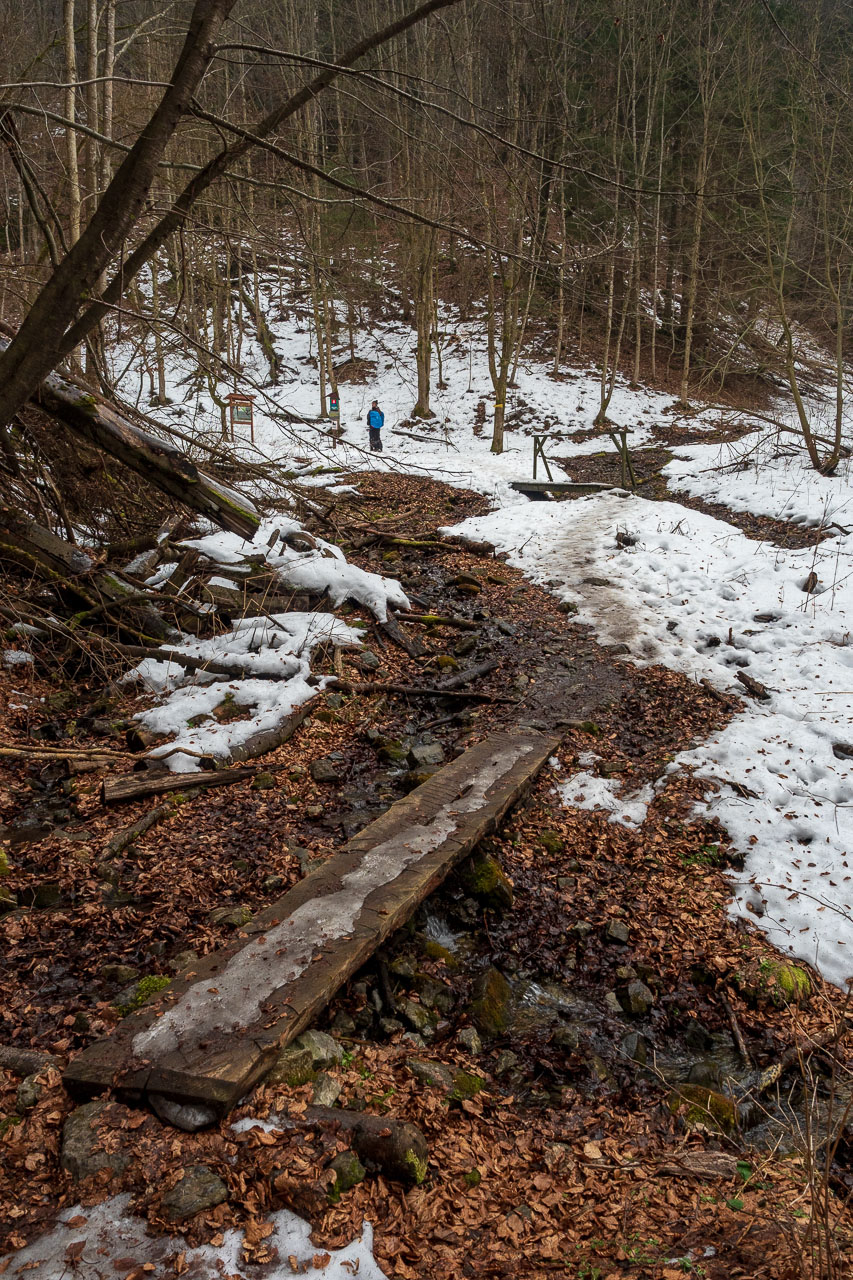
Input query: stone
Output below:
<box><xmin>162</xmin><ymin>1165</ymin><xmax>228</xmax><ymax>1221</ymax></box>
<box><xmin>557</xmin><ymin>600</ymin><xmax>578</xmax><ymax>614</ymax></box>
<box><xmin>606</xmin><ymin>919</ymin><xmax>630</xmax><ymax>945</ymax></box>
<box><xmin>251</xmin><ymin>771</ymin><xmax>276</xmax><ymax>790</ymax></box>
<box><xmin>454</xmin><ymin>637</ymin><xmax>478</xmax><ymax>657</ymax></box>
<box><xmin>408</xmin><ymin>1059</ymin><xmax>484</xmax><ymax>1101</ymax></box>
<box><xmin>390</xmin><ymin>956</ymin><xmax>416</xmax><ymax>980</ymax></box>
<box><xmin>312</xmin><ymin>1072</ymin><xmax>342</xmax><ymax>1108</ymax></box>
<box><xmin>771</xmin><ymin>962</ymin><xmax>811</xmax><ymax>1006</ymax></box>
<box><xmin>357</xmin><ymin>649</ymin><xmax>381</xmax><ymax>671</ymax></box>
<box><xmin>620</xmin><ymin>980</ymin><xmax>654</xmax><ymax>1016</ymax></box>
<box><xmin>407</xmin><ymin>742</ymin><xmax>445</xmax><ymax>769</ymax></box>
<box><xmin>604</xmin><ymin>991</ymin><xmax>624</xmax><ymax>1016</ymax></box>
<box><xmin>208</xmin><ymin>904</ymin><xmax>253</xmax><ymax>929</ymax></box>
<box><xmin>306</xmin><ymin>805</ymin><xmax>324</xmax><ymax>819</ymax></box>
<box><xmin>622</xmin><ymin>1032</ymin><xmax>648</xmax><ymax>1066</ymax></box>
<box><xmin>289</xmin><ymin>764</ymin><xmax>307</xmax><ymax>780</ymax></box>
<box><xmin>495</xmin><ymin>619</ymin><xmax>516</xmax><ymax>636</ymax></box>
<box><xmin>169</xmin><ymin>949</ymin><xmax>198</xmax><ymax>974</ymax></box>
<box><xmin>295</xmin><ymin>1028</ymin><xmax>343</xmax><ymax>1069</ymax></box>
<box><xmin>399</xmin><ymin>998</ymin><xmax>434</xmax><ymax>1034</ymax></box>
<box><xmin>668</xmin><ymin>1085</ymin><xmax>738</xmax><ymax>1135</ymax></box>
<box><xmin>457</xmin><ymin>1027</ymin><xmax>483</xmax><ymax>1056</ymax></box>
<box><xmin>329</xmin><ymin>1150</ymin><xmax>366</xmax><ymax>1195</ymax></box>
<box><xmin>538</xmin><ymin>830</ymin><xmax>564</xmax><ymax>854</ymax></box>
<box><xmin>150</xmin><ymin>1095</ymin><xmax>217</xmax><ymax>1131</ymax></box>
<box><xmin>470</xmin><ymin>967</ymin><xmax>514</xmax><ymax>1038</ymax></box>
<box><xmin>379</xmin><ymin>1016</ymin><xmax>405</xmax><ymax>1035</ymax></box>
<box><xmin>311</xmin><ymin>757</ymin><xmax>341</xmax><ymax>784</ymax></box>
<box><xmin>61</xmin><ymin>1102</ymin><xmax>132</xmax><ymax>1181</ymax></box>
<box><xmin>376</xmin><ymin>737</ymin><xmax>408</xmax><ymax>765</ymax></box>
<box><xmin>101</xmin><ymin>963</ymin><xmax>139</xmax><ymax>984</ymax></box>
<box><xmin>552</xmin><ymin>1024</ymin><xmax>580</xmax><ymax>1052</ymax></box>
<box><xmin>459</xmin><ymin>852</ymin><xmax>513</xmax><ymax>912</ymax></box>
<box><xmin>16</xmin><ymin>1074</ymin><xmax>43</xmax><ymax>1112</ymax></box>
<box><xmin>266</xmin><ymin>1045</ymin><xmax>316</xmax><ymax>1087</ymax></box>
<box><xmin>494</xmin><ymin>1050</ymin><xmax>518</xmax><ymax>1077</ymax></box>
<box><xmin>434</xmin><ymin>655</ymin><xmax>459</xmax><ymax>671</ymax></box>
<box><xmin>686</xmin><ymin>1059</ymin><xmax>724</xmax><ymax>1089</ymax></box>
<box><xmin>403</xmin><ymin>768</ymin><xmax>438</xmax><ymax>792</ymax></box>
<box><xmin>331</xmin><ymin>1010</ymin><xmax>356</xmax><ymax>1037</ymax></box>
<box><xmin>263</xmin><ymin>875</ymin><xmax>284</xmax><ymax>893</ymax></box>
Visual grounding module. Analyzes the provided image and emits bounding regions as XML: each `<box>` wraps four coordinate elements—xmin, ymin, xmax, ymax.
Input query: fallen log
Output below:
<box><xmin>106</xmin><ymin>800</ymin><xmax>177</xmax><ymax>856</ymax></box>
<box><xmin>736</xmin><ymin>670</ymin><xmax>771</xmax><ymax>701</ymax></box>
<box><xmin>302</xmin><ymin>1106</ymin><xmax>428</xmax><ymax>1185</ymax></box>
<box><xmin>439</xmin><ymin>533</ymin><xmax>497</xmax><ymax>557</ymax></box>
<box><xmin>228</xmin><ymin>695</ymin><xmax>320</xmax><ymax>764</ymax></box>
<box><xmin>379</xmin><ymin>614</ymin><xmax>428</xmax><ymax>659</ymax></box>
<box><xmin>327</xmin><ymin>676</ymin><xmax>513</xmax><ymax>704</ymax></box>
<box><xmin>0</xmin><ymin>1045</ymin><xmax>60</xmax><ymax>1076</ymax></box>
<box><xmin>0</xmin><ymin>334</ymin><xmax>260</xmax><ymax>539</ymax></box>
<box><xmin>395</xmin><ymin>611</ymin><xmax>480</xmax><ymax>631</ymax></box>
<box><xmin>439</xmin><ymin>657</ymin><xmax>499</xmax><ymax>689</ymax></box>
<box><xmin>101</xmin><ymin>760</ymin><xmax>279</xmax><ymax>806</ymax></box>
<box><xmin>0</xmin><ymin>505</ymin><xmax>173</xmax><ymax>642</ymax></box>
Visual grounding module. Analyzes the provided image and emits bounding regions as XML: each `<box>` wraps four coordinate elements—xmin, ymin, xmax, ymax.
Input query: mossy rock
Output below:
<box><xmin>459</xmin><ymin>852</ymin><xmax>513</xmax><ymax>912</ymax></box>
<box><xmin>667</xmin><ymin>1084</ymin><xmax>738</xmax><ymax>1135</ymax></box>
<box><xmin>538</xmin><ymin>830</ymin><xmax>564</xmax><ymax>855</ymax></box>
<box><xmin>434</xmin><ymin>655</ymin><xmax>459</xmax><ymax>671</ymax></box>
<box><xmin>266</xmin><ymin>1044</ymin><xmax>316</xmax><ymax>1087</ymax></box>
<box><xmin>470</xmin><ymin>967</ymin><xmax>514</xmax><ymax>1038</ymax></box>
<box><xmin>417</xmin><ymin>936</ymin><xmax>459</xmax><ymax>969</ymax></box>
<box><xmin>208</xmin><ymin>904</ymin><xmax>253</xmax><ymax>929</ymax></box>
<box><xmin>771</xmin><ymin>962</ymin><xmax>811</xmax><ymax>1006</ymax></box>
<box><xmin>408</xmin><ymin>1059</ymin><xmax>484</xmax><ymax>1103</ymax></box>
<box><xmin>115</xmin><ymin>974</ymin><xmax>171</xmax><ymax>1017</ymax></box>
<box><xmin>251</xmin><ymin>771</ymin><xmax>276</xmax><ymax>790</ymax></box>
<box><xmin>328</xmin><ymin>1150</ymin><xmax>366</xmax><ymax>1198</ymax></box>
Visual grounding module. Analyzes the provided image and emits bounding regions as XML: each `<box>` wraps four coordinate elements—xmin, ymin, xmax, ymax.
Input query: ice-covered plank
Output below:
<box><xmin>65</xmin><ymin>729</ymin><xmax>560</xmax><ymax>1110</ymax></box>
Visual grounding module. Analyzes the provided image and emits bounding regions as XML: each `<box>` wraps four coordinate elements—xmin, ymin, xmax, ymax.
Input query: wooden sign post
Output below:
<box><xmin>226</xmin><ymin>392</ymin><xmax>256</xmax><ymax>443</ymax></box>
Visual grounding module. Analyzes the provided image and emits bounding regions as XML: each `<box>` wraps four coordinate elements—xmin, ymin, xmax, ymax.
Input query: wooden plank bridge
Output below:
<box><xmin>64</xmin><ymin>729</ymin><xmax>560</xmax><ymax>1112</ymax></box>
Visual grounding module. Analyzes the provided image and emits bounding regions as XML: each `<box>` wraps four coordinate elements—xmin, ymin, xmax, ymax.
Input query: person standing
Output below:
<box><xmin>367</xmin><ymin>399</ymin><xmax>384</xmax><ymax>452</ymax></box>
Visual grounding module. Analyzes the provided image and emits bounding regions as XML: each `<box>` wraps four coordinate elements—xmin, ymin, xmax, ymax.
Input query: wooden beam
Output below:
<box><xmin>65</xmin><ymin>729</ymin><xmax>560</xmax><ymax>1110</ymax></box>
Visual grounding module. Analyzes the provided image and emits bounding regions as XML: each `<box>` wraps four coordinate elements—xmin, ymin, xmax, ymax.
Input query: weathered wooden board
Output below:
<box><xmin>510</xmin><ymin>480</ymin><xmax>614</xmax><ymax>498</ymax></box>
<box><xmin>65</xmin><ymin>729</ymin><xmax>560</xmax><ymax>1110</ymax></box>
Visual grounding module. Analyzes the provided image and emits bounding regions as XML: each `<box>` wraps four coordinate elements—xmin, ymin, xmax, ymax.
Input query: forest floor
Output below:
<box><xmin>3</xmin><ymin>462</ymin><xmax>853</xmax><ymax>1279</ymax></box>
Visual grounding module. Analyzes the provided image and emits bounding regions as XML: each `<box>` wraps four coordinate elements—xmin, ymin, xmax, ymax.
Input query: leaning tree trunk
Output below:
<box><xmin>0</xmin><ymin>336</ymin><xmax>260</xmax><ymax>539</ymax></box>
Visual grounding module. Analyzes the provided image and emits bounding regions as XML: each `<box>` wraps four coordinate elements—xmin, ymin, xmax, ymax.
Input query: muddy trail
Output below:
<box><xmin>2</xmin><ymin>471</ymin><xmax>852</xmax><ymax>1279</ymax></box>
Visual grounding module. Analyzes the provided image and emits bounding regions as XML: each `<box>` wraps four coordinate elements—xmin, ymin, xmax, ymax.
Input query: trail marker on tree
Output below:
<box><xmin>226</xmin><ymin>392</ymin><xmax>255</xmax><ymax>443</ymax></box>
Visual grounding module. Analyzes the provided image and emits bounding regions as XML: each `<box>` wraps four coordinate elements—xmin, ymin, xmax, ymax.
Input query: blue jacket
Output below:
<box><xmin>367</xmin><ymin>407</ymin><xmax>384</xmax><ymax>429</ymax></box>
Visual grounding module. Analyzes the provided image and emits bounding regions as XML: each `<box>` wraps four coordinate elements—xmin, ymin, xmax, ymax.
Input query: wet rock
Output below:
<box><xmin>312</xmin><ymin>1072</ymin><xmax>342</xmax><ymax>1108</ymax></box>
<box><xmin>162</xmin><ymin>1165</ymin><xmax>228</xmax><ymax>1221</ymax></box>
<box><xmin>357</xmin><ymin>649</ymin><xmax>381</xmax><ymax>671</ymax></box>
<box><xmin>101</xmin><ymin>963</ymin><xmax>139</xmax><ymax>985</ymax></box>
<box><xmin>251</xmin><ymin>771</ymin><xmax>276</xmax><ymax>790</ymax></box>
<box><xmin>403</xmin><ymin>768</ymin><xmax>438</xmax><ymax>792</ymax></box>
<box><xmin>150</xmin><ymin>1094</ymin><xmax>217</xmax><ymax>1131</ymax></box>
<box><xmin>620</xmin><ymin>980</ymin><xmax>654</xmax><ymax>1016</ymax></box>
<box><xmin>208</xmin><ymin>905</ymin><xmax>253</xmax><ymax>929</ymax></box>
<box><xmin>379</xmin><ymin>1016</ymin><xmax>405</xmax><ymax>1035</ymax></box>
<box><xmin>470</xmin><ymin>967</ymin><xmax>514</xmax><ymax>1038</ymax></box>
<box><xmin>606</xmin><ymin>919</ymin><xmax>630</xmax><ymax>945</ymax></box>
<box><xmin>408</xmin><ymin>742</ymin><xmax>445</xmax><ymax>769</ymax></box>
<box><xmin>310</xmin><ymin>757</ymin><xmax>341</xmax><ymax>784</ymax></box>
<box><xmin>621</xmin><ymin>1032</ymin><xmax>648</xmax><ymax>1066</ymax></box>
<box><xmin>16</xmin><ymin>1074</ymin><xmax>43</xmax><ymax>1112</ymax></box>
<box><xmin>457</xmin><ymin>1027</ymin><xmax>483</xmax><ymax>1056</ymax></box>
<box><xmin>417</xmin><ymin>936</ymin><xmax>459</xmax><ymax>969</ymax></box>
<box><xmin>495</xmin><ymin>619</ymin><xmax>516</xmax><ymax>636</ymax></box>
<box><xmin>375</xmin><ymin>737</ymin><xmax>409</xmax><ymax>766</ymax></box>
<box><xmin>604</xmin><ymin>991</ymin><xmax>623</xmax><ymax>1016</ymax></box>
<box><xmin>684</xmin><ymin>1019</ymin><xmax>715</xmax><ymax>1052</ymax></box>
<box><xmin>329</xmin><ymin>1150</ymin><xmax>365</xmax><ymax>1196</ymax></box>
<box><xmin>266</xmin><ymin>1045</ymin><xmax>315</xmax><ymax>1087</ymax></box>
<box><xmin>459</xmin><ymin>852</ymin><xmax>513</xmax><ymax>912</ymax></box>
<box><xmin>454</xmin><ymin>637</ymin><xmax>478</xmax><ymax>658</ymax></box>
<box><xmin>390</xmin><ymin>956</ymin><xmax>416</xmax><ymax>980</ymax></box>
<box><xmin>296</xmin><ymin>1029</ymin><xmax>344</xmax><ymax>1069</ymax></box>
<box><xmin>686</xmin><ymin>1059</ymin><xmax>724</xmax><ymax>1089</ymax></box>
<box><xmin>61</xmin><ymin>1101</ymin><xmax>132</xmax><ymax>1181</ymax></box>
<box><xmin>552</xmin><ymin>1024</ymin><xmax>580</xmax><ymax>1052</ymax></box>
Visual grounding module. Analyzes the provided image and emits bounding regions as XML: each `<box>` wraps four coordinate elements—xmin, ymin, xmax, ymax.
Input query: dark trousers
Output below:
<box><xmin>369</xmin><ymin>427</ymin><xmax>383</xmax><ymax>452</ymax></box>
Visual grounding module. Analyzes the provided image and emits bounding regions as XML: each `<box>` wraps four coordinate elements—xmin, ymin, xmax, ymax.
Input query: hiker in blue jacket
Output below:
<box><xmin>367</xmin><ymin>399</ymin><xmax>384</xmax><ymax>452</ymax></box>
